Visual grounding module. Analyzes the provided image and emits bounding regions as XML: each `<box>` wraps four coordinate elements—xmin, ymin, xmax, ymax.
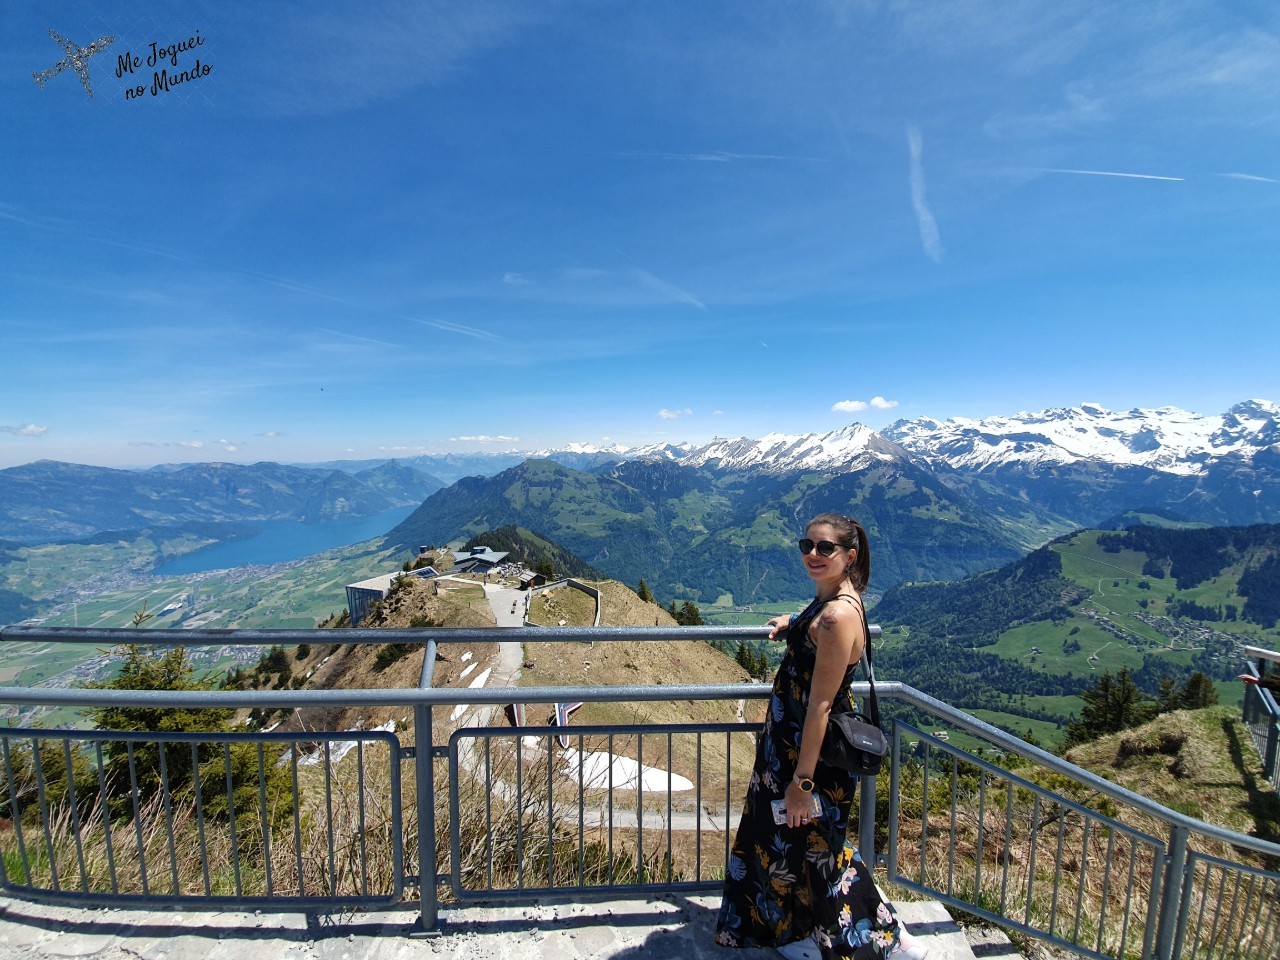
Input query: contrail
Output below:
<box><xmin>907</xmin><ymin>124</ymin><xmax>944</xmax><ymax>263</ymax></box>
<box><xmin>1042</xmin><ymin>168</ymin><xmax>1183</xmax><ymax>182</ymax></box>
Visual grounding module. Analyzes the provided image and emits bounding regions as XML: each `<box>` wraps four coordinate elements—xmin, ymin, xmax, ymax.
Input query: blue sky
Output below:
<box><xmin>3</xmin><ymin>1</ymin><xmax>1278</xmax><ymax>469</ymax></box>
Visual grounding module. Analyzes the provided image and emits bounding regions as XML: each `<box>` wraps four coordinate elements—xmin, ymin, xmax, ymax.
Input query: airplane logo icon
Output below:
<box><xmin>33</xmin><ymin>28</ymin><xmax>117</xmax><ymax>98</ymax></box>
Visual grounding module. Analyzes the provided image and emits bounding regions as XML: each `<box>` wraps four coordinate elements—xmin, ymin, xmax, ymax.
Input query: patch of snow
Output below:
<box><xmin>561</xmin><ymin>749</ymin><xmax>694</xmax><ymax>793</ymax></box>
<box><xmin>450</xmin><ymin>667</ymin><xmax>493</xmax><ymax>721</ymax></box>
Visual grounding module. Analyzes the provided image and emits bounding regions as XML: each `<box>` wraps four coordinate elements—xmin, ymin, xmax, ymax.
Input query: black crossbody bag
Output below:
<box><xmin>820</xmin><ymin>602</ymin><xmax>887</xmax><ymax>775</ymax></box>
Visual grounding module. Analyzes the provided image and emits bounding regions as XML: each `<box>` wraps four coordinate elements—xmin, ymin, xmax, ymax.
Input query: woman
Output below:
<box><xmin>715</xmin><ymin>513</ymin><xmax>925</xmax><ymax>960</ymax></box>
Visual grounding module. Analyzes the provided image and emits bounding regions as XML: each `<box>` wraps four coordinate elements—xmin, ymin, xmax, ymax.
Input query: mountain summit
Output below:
<box><xmin>880</xmin><ymin>400</ymin><xmax>1280</xmax><ymax>476</ymax></box>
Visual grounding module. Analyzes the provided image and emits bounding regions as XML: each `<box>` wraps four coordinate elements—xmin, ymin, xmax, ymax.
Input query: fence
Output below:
<box><xmin>1241</xmin><ymin>652</ymin><xmax>1280</xmax><ymax>792</ymax></box>
<box><xmin>0</xmin><ymin>623</ymin><xmax>1278</xmax><ymax>960</ymax></box>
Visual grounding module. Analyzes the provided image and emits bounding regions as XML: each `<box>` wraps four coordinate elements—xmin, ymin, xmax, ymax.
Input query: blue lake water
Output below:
<box><xmin>153</xmin><ymin>505</ymin><xmax>418</xmax><ymax>575</ymax></box>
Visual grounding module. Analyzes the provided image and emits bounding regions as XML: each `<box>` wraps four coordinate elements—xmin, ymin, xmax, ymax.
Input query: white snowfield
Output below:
<box><xmin>526</xmin><ymin>398</ymin><xmax>1279</xmax><ymax>478</ymax></box>
<box><xmin>882</xmin><ymin>399</ymin><xmax>1280</xmax><ymax>475</ymax></box>
<box><xmin>562</xmin><ymin>749</ymin><xmax>695</xmax><ymax>793</ymax></box>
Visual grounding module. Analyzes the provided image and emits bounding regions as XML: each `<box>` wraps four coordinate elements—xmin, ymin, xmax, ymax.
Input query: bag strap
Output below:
<box><xmin>857</xmin><ymin>601</ymin><xmax>881</xmax><ymax>728</ymax></box>
<box><xmin>816</xmin><ymin>594</ymin><xmax>880</xmax><ymax>728</ymax></box>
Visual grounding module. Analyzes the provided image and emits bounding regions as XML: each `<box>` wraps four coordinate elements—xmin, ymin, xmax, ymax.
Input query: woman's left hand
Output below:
<box><xmin>784</xmin><ymin>780</ymin><xmax>813</xmax><ymax>828</ymax></box>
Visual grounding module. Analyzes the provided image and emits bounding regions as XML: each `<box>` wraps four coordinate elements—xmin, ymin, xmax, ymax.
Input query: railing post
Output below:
<box><xmin>884</xmin><ymin>722</ymin><xmax>901</xmax><ymax>883</ymax></box>
<box><xmin>1153</xmin><ymin>824</ymin><xmax>1190</xmax><ymax>960</ymax></box>
<box><xmin>1266</xmin><ymin>717</ymin><xmax>1279</xmax><ymax>785</ymax></box>
<box><xmin>858</xmin><ymin>773</ymin><xmax>877</xmax><ymax>867</ymax></box>
<box><xmin>413</xmin><ymin>703</ymin><xmax>438</xmax><ymax>934</ymax></box>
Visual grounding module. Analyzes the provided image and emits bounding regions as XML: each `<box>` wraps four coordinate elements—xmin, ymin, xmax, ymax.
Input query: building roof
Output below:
<box><xmin>456</xmin><ymin>546</ymin><xmax>509</xmax><ymax>563</ymax></box>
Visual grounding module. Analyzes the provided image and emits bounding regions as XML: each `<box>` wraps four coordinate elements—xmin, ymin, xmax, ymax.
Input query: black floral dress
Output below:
<box><xmin>715</xmin><ymin>595</ymin><xmax>903</xmax><ymax>958</ymax></box>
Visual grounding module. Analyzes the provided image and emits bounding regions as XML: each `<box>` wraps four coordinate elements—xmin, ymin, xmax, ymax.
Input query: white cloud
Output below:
<box><xmin>833</xmin><ymin>397</ymin><xmax>898</xmax><ymax>413</ymax></box>
<box><xmin>502</xmin><ymin>272</ymin><xmax>531</xmax><ymax>285</ymax></box>
<box><xmin>658</xmin><ymin>408</ymin><xmax>693</xmax><ymax>420</ymax></box>
<box><xmin>449</xmin><ymin>435</ymin><xmax>519</xmax><ymax>443</ymax></box>
<box><xmin>832</xmin><ymin>400</ymin><xmax>868</xmax><ymax>413</ymax></box>
<box><xmin>126</xmin><ymin>438</ymin><xmax>208</xmax><ymax>450</ymax></box>
<box><xmin>0</xmin><ymin>423</ymin><xmax>47</xmax><ymax>437</ymax></box>
<box><xmin>906</xmin><ymin>124</ymin><xmax>944</xmax><ymax>263</ymax></box>
<box><xmin>609</xmin><ymin>150</ymin><xmax>827</xmax><ymax>163</ymax></box>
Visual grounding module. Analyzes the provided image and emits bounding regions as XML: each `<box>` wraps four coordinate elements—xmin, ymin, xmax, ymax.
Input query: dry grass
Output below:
<box><xmin>889</xmin><ymin>710</ymin><xmax>1280</xmax><ymax>960</ymax></box>
<box><xmin>1</xmin><ymin>738</ymin><xmax>402</xmax><ymax>900</ymax></box>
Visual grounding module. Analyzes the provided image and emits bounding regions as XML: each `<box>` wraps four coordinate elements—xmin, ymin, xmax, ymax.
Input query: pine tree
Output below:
<box><xmin>1157</xmin><ymin>675</ymin><xmax>1181</xmax><ymax>713</ymax></box>
<box><xmin>677</xmin><ymin>600</ymin><xmax>704</xmax><ymax>626</ymax></box>
<box><xmin>637</xmin><ymin>579</ymin><xmax>654</xmax><ymax>603</ymax></box>
<box><xmin>1064</xmin><ymin>667</ymin><xmax>1154</xmax><ymax>747</ymax></box>
<box><xmin>1179</xmin><ymin>672</ymin><xmax>1218</xmax><ymax>709</ymax></box>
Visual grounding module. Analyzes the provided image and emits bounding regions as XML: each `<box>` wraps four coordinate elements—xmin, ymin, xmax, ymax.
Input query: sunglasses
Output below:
<box><xmin>797</xmin><ymin>538</ymin><xmax>849</xmax><ymax>557</ymax></box>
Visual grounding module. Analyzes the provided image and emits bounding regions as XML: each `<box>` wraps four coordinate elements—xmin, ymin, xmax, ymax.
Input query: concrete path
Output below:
<box><xmin>0</xmin><ymin>894</ymin><xmax>1021</xmax><ymax>959</ymax></box>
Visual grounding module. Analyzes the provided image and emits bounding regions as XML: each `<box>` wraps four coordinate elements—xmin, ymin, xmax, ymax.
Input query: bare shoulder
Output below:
<box><xmin>813</xmin><ymin>595</ymin><xmax>865</xmax><ymax>635</ymax></box>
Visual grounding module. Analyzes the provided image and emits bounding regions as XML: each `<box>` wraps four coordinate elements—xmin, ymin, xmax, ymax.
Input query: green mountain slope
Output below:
<box><xmin>874</xmin><ymin>523</ymin><xmax>1280</xmax><ymax>747</ymax></box>
<box><xmin>386</xmin><ymin>456</ymin><xmax>1029</xmax><ymax>604</ymax></box>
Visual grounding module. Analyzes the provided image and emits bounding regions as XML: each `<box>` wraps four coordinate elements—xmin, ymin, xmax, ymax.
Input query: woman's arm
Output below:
<box><xmin>783</xmin><ymin>600</ymin><xmax>865</xmax><ymax>826</ymax></box>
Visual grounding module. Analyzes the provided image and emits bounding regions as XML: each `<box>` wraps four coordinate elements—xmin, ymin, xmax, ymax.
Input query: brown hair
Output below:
<box><xmin>808</xmin><ymin>512</ymin><xmax>870</xmax><ymax>593</ymax></box>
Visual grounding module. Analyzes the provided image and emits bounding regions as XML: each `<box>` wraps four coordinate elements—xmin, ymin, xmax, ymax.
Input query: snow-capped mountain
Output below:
<box><xmin>625</xmin><ymin>423</ymin><xmax>902</xmax><ymax>473</ymax></box>
<box><xmin>881</xmin><ymin>400</ymin><xmax>1280</xmax><ymax>476</ymax></box>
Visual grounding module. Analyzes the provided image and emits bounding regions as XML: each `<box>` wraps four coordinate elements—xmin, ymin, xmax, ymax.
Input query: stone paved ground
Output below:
<box><xmin>0</xmin><ymin>894</ymin><xmax>1021</xmax><ymax>960</ymax></box>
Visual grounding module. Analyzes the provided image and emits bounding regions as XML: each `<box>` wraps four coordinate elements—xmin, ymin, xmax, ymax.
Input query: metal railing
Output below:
<box><xmin>1241</xmin><ymin>656</ymin><xmax>1280</xmax><ymax>792</ymax></box>
<box><xmin>0</xmin><ymin>623</ymin><xmax>1278</xmax><ymax>960</ymax></box>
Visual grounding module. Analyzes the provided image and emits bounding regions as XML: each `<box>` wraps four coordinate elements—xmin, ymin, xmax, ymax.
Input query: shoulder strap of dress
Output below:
<box><xmin>818</xmin><ymin>593</ymin><xmax>863</xmax><ymax>614</ymax></box>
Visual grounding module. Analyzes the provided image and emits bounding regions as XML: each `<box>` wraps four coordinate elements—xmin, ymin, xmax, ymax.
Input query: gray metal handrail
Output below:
<box><xmin>1</xmin><ymin>623</ymin><xmax>1277</xmax><ymax>959</ymax></box>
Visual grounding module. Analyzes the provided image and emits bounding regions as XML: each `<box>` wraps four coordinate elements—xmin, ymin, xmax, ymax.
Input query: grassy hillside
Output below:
<box><xmin>385</xmin><ymin>457</ymin><xmax>1031</xmax><ymax>605</ymax></box>
<box><xmin>1063</xmin><ymin>706</ymin><xmax>1280</xmax><ymax>847</ymax></box>
<box><xmin>875</xmin><ymin>525</ymin><xmax>1280</xmax><ymax>749</ymax></box>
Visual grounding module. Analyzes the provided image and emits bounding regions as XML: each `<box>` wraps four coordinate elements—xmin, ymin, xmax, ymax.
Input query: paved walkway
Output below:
<box><xmin>0</xmin><ymin>894</ymin><xmax>1019</xmax><ymax>959</ymax></box>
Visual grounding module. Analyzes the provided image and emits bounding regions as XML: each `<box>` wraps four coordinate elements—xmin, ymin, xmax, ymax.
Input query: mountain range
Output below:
<box><xmin>0</xmin><ymin>459</ymin><xmax>443</xmax><ymax>544</ymax></box>
<box><xmin>381</xmin><ymin>400</ymin><xmax>1280</xmax><ymax>604</ymax></box>
<box><xmin>4</xmin><ymin>400</ymin><xmax>1278</xmax><ymax>603</ymax></box>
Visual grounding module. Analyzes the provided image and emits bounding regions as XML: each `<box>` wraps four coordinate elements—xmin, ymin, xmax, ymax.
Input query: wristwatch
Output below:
<box><xmin>792</xmin><ymin>773</ymin><xmax>814</xmax><ymax>792</ymax></box>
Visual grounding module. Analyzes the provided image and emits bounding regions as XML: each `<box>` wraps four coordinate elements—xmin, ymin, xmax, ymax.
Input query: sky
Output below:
<box><xmin>2</xmin><ymin>1</ymin><xmax>1279</xmax><ymax>469</ymax></box>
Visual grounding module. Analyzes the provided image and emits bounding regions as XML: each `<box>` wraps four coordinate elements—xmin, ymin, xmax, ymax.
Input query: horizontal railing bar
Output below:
<box><xmin>0</xmin><ymin>727</ymin><xmax>401</xmax><ymax>746</ymax></box>
<box><xmin>0</xmin><ymin>681</ymin><xmax>779</xmax><ymax>708</ymax></box>
<box><xmin>0</xmin><ymin>886</ymin><xmax>401</xmax><ymax>913</ymax></box>
<box><xmin>450</xmin><ymin>879</ymin><xmax>722</xmax><ymax>904</ymax></box>
<box><xmin>0</xmin><ymin>624</ymin><xmax>796</xmax><ymax>646</ymax></box>
<box><xmin>451</xmin><ymin>720</ymin><xmax>760</xmax><ymax>743</ymax></box>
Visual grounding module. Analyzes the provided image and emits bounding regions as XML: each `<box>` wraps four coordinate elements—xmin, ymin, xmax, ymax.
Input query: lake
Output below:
<box><xmin>152</xmin><ymin>505</ymin><xmax>418</xmax><ymax>575</ymax></box>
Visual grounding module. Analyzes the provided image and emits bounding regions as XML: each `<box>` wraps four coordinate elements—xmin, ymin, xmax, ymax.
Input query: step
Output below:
<box><xmin>0</xmin><ymin>894</ymin><xmax>1024</xmax><ymax>960</ymax></box>
<box><xmin>893</xmin><ymin>899</ymin><xmax>1022</xmax><ymax>960</ymax></box>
